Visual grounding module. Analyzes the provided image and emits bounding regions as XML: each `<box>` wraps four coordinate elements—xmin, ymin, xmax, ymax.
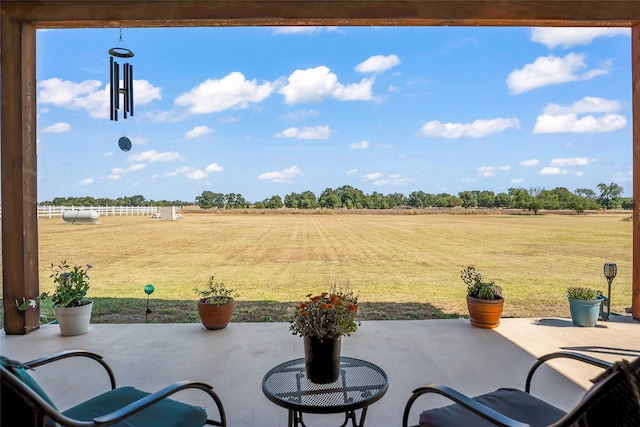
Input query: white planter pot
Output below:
<box><xmin>53</xmin><ymin>301</ymin><xmax>93</xmax><ymax>336</ymax></box>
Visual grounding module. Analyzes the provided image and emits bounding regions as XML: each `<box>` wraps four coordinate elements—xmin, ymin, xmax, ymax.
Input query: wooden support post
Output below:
<box><xmin>634</xmin><ymin>24</ymin><xmax>640</xmax><ymax>321</ymax></box>
<box><xmin>1</xmin><ymin>14</ymin><xmax>40</xmax><ymax>334</ymax></box>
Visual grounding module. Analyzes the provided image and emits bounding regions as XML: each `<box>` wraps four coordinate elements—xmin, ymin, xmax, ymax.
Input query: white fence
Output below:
<box><xmin>35</xmin><ymin>205</ymin><xmax>159</xmax><ymax>218</ymax></box>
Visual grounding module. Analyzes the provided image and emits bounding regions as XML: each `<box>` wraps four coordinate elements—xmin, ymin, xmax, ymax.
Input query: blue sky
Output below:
<box><xmin>36</xmin><ymin>26</ymin><xmax>632</xmax><ymax>203</ymax></box>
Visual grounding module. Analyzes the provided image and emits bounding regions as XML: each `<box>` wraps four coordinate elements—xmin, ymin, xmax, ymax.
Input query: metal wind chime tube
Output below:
<box><xmin>108</xmin><ymin>29</ymin><xmax>134</xmax><ymax>122</ymax></box>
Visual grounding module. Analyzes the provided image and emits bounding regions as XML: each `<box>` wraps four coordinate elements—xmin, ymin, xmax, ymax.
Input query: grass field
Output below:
<box><xmin>0</xmin><ymin>212</ymin><xmax>633</xmax><ymax>325</ymax></box>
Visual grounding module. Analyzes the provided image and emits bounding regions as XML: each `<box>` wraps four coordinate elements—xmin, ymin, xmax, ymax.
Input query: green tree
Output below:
<box><xmin>264</xmin><ymin>195</ymin><xmax>283</xmax><ymax>209</ymax></box>
<box><xmin>596</xmin><ymin>182</ymin><xmax>624</xmax><ymax>209</ymax></box>
<box><xmin>494</xmin><ymin>192</ymin><xmax>511</xmax><ymax>208</ymax></box>
<box><xmin>196</xmin><ymin>191</ymin><xmax>215</xmax><ymax>209</ymax></box>
<box><xmin>319</xmin><ymin>188</ymin><xmax>342</xmax><ymax>209</ymax></box>
<box><xmin>458</xmin><ymin>191</ymin><xmax>478</xmax><ymax>208</ymax></box>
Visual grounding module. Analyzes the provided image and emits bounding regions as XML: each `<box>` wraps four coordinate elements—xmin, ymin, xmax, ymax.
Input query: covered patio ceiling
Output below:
<box><xmin>2</xmin><ymin>0</ymin><xmax>640</xmax><ymax>334</ymax></box>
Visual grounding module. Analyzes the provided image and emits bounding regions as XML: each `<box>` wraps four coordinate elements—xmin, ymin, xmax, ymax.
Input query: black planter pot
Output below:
<box><xmin>303</xmin><ymin>335</ymin><xmax>341</xmax><ymax>384</ymax></box>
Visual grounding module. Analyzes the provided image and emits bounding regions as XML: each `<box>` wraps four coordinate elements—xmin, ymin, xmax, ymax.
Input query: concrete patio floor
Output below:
<box><xmin>2</xmin><ymin>316</ymin><xmax>639</xmax><ymax>426</ymax></box>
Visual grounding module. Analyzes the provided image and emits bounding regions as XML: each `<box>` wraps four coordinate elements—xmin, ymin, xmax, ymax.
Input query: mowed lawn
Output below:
<box><xmin>0</xmin><ymin>212</ymin><xmax>633</xmax><ymax>323</ymax></box>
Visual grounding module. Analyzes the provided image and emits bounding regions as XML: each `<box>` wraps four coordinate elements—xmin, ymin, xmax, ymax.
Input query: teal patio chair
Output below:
<box><xmin>403</xmin><ymin>351</ymin><xmax>640</xmax><ymax>427</ymax></box>
<box><xmin>1</xmin><ymin>350</ymin><xmax>226</xmax><ymax>427</ymax></box>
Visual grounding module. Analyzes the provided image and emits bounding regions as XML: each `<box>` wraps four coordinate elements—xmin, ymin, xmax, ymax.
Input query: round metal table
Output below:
<box><xmin>262</xmin><ymin>357</ymin><xmax>388</xmax><ymax>427</ymax></box>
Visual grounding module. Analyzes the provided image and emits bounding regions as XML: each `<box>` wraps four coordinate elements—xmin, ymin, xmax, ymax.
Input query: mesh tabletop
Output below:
<box><xmin>262</xmin><ymin>357</ymin><xmax>388</xmax><ymax>414</ymax></box>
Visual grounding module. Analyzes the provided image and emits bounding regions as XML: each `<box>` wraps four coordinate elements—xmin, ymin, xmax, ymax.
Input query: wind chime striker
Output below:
<box><xmin>109</xmin><ymin>29</ymin><xmax>134</xmax><ymax>151</ymax></box>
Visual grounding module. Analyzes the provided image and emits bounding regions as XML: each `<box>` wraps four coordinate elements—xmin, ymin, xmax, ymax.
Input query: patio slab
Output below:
<box><xmin>2</xmin><ymin>316</ymin><xmax>638</xmax><ymax>426</ymax></box>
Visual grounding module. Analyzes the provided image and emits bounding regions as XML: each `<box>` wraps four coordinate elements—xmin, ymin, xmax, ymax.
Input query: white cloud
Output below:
<box><xmin>419</xmin><ymin>117</ymin><xmax>520</xmax><ymax>139</ymax></box>
<box><xmin>539</xmin><ymin>167</ymin><xmax>567</xmax><ymax>175</ymax></box>
<box><xmin>355</xmin><ymin>55</ymin><xmax>401</xmax><ymax>73</ymax></box>
<box><xmin>461</xmin><ymin>178</ymin><xmax>477</xmax><ymax>183</ymax></box>
<box><xmin>175</xmin><ymin>72</ymin><xmax>273</xmax><ymax>114</ymax></box>
<box><xmin>511</xmin><ymin>178</ymin><xmax>524</xmax><ymax>184</ymax></box>
<box><xmin>499</xmin><ymin>166</ymin><xmax>511</xmax><ymax>171</ymax></box>
<box><xmin>127</xmin><ymin>150</ymin><xmax>180</xmax><ymax>163</ymax></box>
<box><xmin>363</xmin><ymin>172</ymin><xmax>383</xmax><ymax>180</ymax></box>
<box><xmin>129</xmin><ymin>135</ymin><xmax>149</xmax><ymax>146</ymax></box>
<box><xmin>279</xmin><ymin>109</ymin><xmax>320</xmax><ymax>121</ymax></box>
<box><xmin>272</xmin><ymin>26</ymin><xmax>337</xmax><ymax>35</ymax></box>
<box><xmin>373</xmin><ymin>174</ymin><xmax>416</xmax><ymax>186</ymax></box>
<box><xmin>79</xmin><ymin>178</ymin><xmax>93</xmax><ymax>185</ymax></box>
<box><xmin>506</xmin><ymin>53</ymin><xmax>609</xmax><ymax>94</ymax></box>
<box><xmin>186</xmin><ymin>170</ymin><xmax>208</xmax><ymax>180</ymax></box>
<box><xmin>350</xmin><ymin>140</ymin><xmax>369</xmax><ymax>150</ymax></box>
<box><xmin>533</xmin><ymin>113</ymin><xmax>626</xmax><ymax>134</ymax></box>
<box><xmin>613</xmin><ymin>171</ymin><xmax>632</xmax><ymax>182</ymax></box>
<box><xmin>275</xmin><ymin>125</ymin><xmax>331</xmax><ymax>139</ymax></box>
<box><xmin>346</xmin><ymin>169</ymin><xmax>358</xmax><ymax>175</ymax></box>
<box><xmin>164</xmin><ymin>172</ymin><xmax>178</xmax><ymax>177</ymax></box>
<box><xmin>185</xmin><ymin>125</ymin><xmax>213</xmax><ymax>139</ymax></box>
<box><xmin>520</xmin><ymin>159</ymin><xmax>540</xmax><ymax>167</ymax></box>
<box><xmin>530</xmin><ymin>27</ymin><xmax>630</xmax><ymax>49</ymax></box>
<box><xmin>38</xmin><ymin>78</ymin><xmax>161</xmax><ymax>119</ymax></box>
<box><xmin>111</xmin><ymin>164</ymin><xmax>146</xmax><ymax>175</ymax></box>
<box><xmin>41</xmin><ymin>122</ymin><xmax>71</xmax><ymax>133</ymax></box>
<box><xmin>542</xmin><ymin>96</ymin><xmax>621</xmax><ymax>115</ymax></box>
<box><xmin>220</xmin><ymin>116</ymin><xmax>240</xmax><ymax>123</ymax></box>
<box><xmin>534</xmin><ymin>96</ymin><xmax>626</xmax><ymax>134</ymax></box>
<box><xmin>107</xmin><ymin>174</ymin><xmax>121</xmax><ymax>180</ymax></box>
<box><xmin>205</xmin><ymin>163</ymin><xmax>223</xmax><ymax>172</ymax></box>
<box><xmin>104</xmin><ymin>152</ymin><xmax>114</xmax><ymax>156</ymax></box>
<box><xmin>279</xmin><ymin>66</ymin><xmax>374</xmax><ymax>104</ymax></box>
<box><xmin>574</xmin><ymin>171</ymin><xmax>584</xmax><ymax>177</ymax></box>
<box><xmin>258</xmin><ymin>165</ymin><xmax>304</xmax><ymax>183</ymax></box>
<box><xmin>477</xmin><ymin>166</ymin><xmax>495</xmax><ymax>177</ymax></box>
<box><xmin>550</xmin><ymin>157</ymin><xmax>590</xmax><ymax>166</ymax></box>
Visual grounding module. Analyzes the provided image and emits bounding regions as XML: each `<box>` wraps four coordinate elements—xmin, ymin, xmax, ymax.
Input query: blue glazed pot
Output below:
<box><xmin>567</xmin><ymin>297</ymin><xmax>602</xmax><ymax>327</ymax></box>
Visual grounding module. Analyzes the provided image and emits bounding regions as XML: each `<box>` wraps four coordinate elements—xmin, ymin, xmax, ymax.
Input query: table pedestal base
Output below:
<box><xmin>289</xmin><ymin>407</ymin><xmax>369</xmax><ymax>427</ymax></box>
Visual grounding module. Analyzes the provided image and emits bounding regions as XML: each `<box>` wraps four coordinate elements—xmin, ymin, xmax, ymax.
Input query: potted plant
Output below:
<box><xmin>194</xmin><ymin>276</ymin><xmax>238</xmax><ymax>330</ymax></box>
<box><xmin>461</xmin><ymin>266</ymin><xmax>504</xmax><ymax>329</ymax></box>
<box><xmin>42</xmin><ymin>261</ymin><xmax>93</xmax><ymax>336</ymax></box>
<box><xmin>289</xmin><ymin>288</ymin><xmax>359</xmax><ymax>384</ymax></box>
<box><xmin>567</xmin><ymin>286</ymin><xmax>602</xmax><ymax>327</ymax></box>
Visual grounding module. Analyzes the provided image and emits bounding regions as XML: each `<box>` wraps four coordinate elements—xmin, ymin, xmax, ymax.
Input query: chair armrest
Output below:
<box><xmin>93</xmin><ymin>380</ymin><xmax>226</xmax><ymax>427</ymax></box>
<box><xmin>24</xmin><ymin>350</ymin><xmax>117</xmax><ymax>390</ymax></box>
<box><xmin>402</xmin><ymin>383</ymin><xmax>529</xmax><ymax>427</ymax></box>
<box><xmin>525</xmin><ymin>351</ymin><xmax>611</xmax><ymax>393</ymax></box>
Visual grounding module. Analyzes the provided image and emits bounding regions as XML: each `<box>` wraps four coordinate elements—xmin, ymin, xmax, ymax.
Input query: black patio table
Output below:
<box><xmin>262</xmin><ymin>357</ymin><xmax>388</xmax><ymax>427</ymax></box>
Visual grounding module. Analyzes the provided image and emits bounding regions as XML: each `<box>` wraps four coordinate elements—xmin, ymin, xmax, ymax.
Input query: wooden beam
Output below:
<box><xmin>1</xmin><ymin>0</ymin><xmax>639</xmax><ymax>28</ymax></box>
<box><xmin>633</xmin><ymin>24</ymin><xmax>640</xmax><ymax>321</ymax></box>
<box><xmin>1</xmin><ymin>13</ymin><xmax>40</xmax><ymax>334</ymax></box>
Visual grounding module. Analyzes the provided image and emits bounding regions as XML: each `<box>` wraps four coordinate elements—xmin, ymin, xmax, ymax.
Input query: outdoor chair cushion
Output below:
<box><xmin>0</xmin><ymin>356</ymin><xmax>58</xmax><ymax>409</ymax></box>
<box><xmin>62</xmin><ymin>385</ymin><xmax>208</xmax><ymax>427</ymax></box>
<box><xmin>419</xmin><ymin>388</ymin><xmax>567</xmax><ymax>427</ymax></box>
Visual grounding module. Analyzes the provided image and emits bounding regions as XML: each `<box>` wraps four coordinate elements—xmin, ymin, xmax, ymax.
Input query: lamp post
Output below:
<box><xmin>602</xmin><ymin>263</ymin><xmax>617</xmax><ymax>321</ymax></box>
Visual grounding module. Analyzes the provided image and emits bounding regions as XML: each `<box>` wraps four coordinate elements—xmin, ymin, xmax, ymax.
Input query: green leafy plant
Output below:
<box><xmin>461</xmin><ymin>266</ymin><xmax>502</xmax><ymax>300</ymax></box>
<box><xmin>566</xmin><ymin>286</ymin><xmax>599</xmax><ymax>300</ymax></box>
<box><xmin>42</xmin><ymin>261</ymin><xmax>92</xmax><ymax>308</ymax></box>
<box><xmin>194</xmin><ymin>276</ymin><xmax>238</xmax><ymax>305</ymax></box>
<box><xmin>289</xmin><ymin>287</ymin><xmax>359</xmax><ymax>339</ymax></box>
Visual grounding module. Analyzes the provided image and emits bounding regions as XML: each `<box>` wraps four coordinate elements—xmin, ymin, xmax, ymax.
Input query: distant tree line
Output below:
<box><xmin>41</xmin><ymin>182</ymin><xmax>630</xmax><ymax>214</ymax></box>
<box><xmin>39</xmin><ymin>195</ymin><xmax>190</xmax><ymax>207</ymax></box>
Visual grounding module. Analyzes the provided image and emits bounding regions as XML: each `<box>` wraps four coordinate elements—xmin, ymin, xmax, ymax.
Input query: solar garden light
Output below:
<box><xmin>601</xmin><ymin>263</ymin><xmax>617</xmax><ymax>321</ymax></box>
<box><xmin>144</xmin><ymin>284</ymin><xmax>154</xmax><ymax>323</ymax></box>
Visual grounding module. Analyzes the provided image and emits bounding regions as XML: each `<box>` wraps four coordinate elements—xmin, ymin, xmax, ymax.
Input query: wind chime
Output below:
<box><xmin>109</xmin><ymin>28</ymin><xmax>134</xmax><ymax>152</ymax></box>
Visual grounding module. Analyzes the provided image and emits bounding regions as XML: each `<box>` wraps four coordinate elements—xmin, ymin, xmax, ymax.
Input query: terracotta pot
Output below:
<box><xmin>197</xmin><ymin>298</ymin><xmax>234</xmax><ymax>330</ymax></box>
<box><xmin>466</xmin><ymin>295</ymin><xmax>504</xmax><ymax>329</ymax></box>
<box><xmin>303</xmin><ymin>335</ymin><xmax>341</xmax><ymax>384</ymax></box>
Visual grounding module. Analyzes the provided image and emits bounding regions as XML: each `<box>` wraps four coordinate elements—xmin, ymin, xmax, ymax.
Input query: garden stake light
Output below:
<box><xmin>144</xmin><ymin>284</ymin><xmax>154</xmax><ymax>323</ymax></box>
<box><xmin>602</xmin><ymin>263</ymin><xmax>617</xmax><ymax>321</ymax></box>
